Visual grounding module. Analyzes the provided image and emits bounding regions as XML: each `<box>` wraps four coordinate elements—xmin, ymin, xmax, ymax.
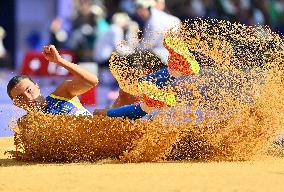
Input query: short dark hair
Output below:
<box><xmin>7</xmin><ymin>75</ymin><xmax>35</xmax><ymax>99</ymax></box>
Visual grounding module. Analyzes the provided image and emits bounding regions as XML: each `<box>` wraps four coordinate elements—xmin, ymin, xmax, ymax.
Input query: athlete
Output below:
<box><xmin>8</xmin><ymin>29</ymin><xmax>200</xmax><ymax>120</ymax></box>
<box><xmin>7</xmin><ymin>45</ymin><xmax>156</xmax><ymax>119</ymax></box>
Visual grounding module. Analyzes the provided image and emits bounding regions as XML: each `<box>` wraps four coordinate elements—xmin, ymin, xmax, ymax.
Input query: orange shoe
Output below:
<box><xmin>164</xmin><ymin>33</ymin><xmax>200</xmax><ymax>76</ymax></box>
<box><xmin>142</xmin><ymin>95</ymin><xmax>169</xmax><ymax>108</ymax></box>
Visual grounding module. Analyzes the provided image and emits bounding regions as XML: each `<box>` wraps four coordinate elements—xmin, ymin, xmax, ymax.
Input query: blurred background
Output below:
<box><xmin>1</xmin><ymin>0</ymin><xmax>284</xmax><ymax>136</ymax></box>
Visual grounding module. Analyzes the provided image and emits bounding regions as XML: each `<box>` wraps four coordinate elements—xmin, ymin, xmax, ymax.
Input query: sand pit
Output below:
<box><xmin>2</xmin><ymin>18</ymin><xmax>284</xmax><ymax>191</ymax></box>
<box><xmin>4</xmin><ymin>19</ymin><xmax>284</xmax><ymax>164</ymax></box>
<box><xmin>1</xmin><ymin>137</ymin><xmax>284</xmax><ymax>192</ymax></box>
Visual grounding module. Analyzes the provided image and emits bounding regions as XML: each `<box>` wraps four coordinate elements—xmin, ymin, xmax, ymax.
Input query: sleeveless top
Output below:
<box><xmin>45</xmin><ymin>94</ymin><xmax>92</xmax><ymax>116</ymax></box>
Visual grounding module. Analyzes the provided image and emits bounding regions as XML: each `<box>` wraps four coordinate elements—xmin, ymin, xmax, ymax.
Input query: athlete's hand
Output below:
<box><xmin>42</xmin><ymin>45</ymin><xmax>62</xmax><ymax>64</ymax></box>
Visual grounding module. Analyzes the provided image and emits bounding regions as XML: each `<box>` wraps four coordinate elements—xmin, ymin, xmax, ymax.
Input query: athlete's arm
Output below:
<box><xmin>42</xmin><ymin>45</ymin><xmax>99</xmax><ymax>98</ymax></box>
<box><xmin>93</xmin><ymin>103</ymin><xmax>155</xmax><ymax>120</ymax></box>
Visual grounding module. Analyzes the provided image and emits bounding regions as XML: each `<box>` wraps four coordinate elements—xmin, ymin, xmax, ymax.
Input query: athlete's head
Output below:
<box><xmin>7</xmin><ymin>75</ymin><xmax>46</xmax><ymax>111</ymax></box>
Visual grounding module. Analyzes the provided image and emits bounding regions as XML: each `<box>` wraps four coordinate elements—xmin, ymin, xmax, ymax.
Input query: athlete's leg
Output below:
<box><xmin>106</xmin><ymin>103</ymin><xmax>156</xmax><ymax>120</ymax></box>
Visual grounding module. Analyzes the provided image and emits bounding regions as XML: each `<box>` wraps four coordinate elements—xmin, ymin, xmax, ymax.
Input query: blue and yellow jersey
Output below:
<box><xmin>45</xmin><ymin>94</ymin><xmax>92</xmax><ymax>116</ymax></box>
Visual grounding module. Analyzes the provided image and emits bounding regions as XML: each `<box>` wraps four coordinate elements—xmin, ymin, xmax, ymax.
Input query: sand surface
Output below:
<box><xmin>1</xmin><ymin>137</ymin><xmax>284</xmax><ymax>192</ymax></box>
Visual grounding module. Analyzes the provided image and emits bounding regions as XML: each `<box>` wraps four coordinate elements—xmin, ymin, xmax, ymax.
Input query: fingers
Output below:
<box><xmin>49</xmin><ymin>45</ymin><xmax>58</xmax><ymax>55</ymax></box>
<box><xmin>42</xmin><ymin>45</ymin><xmax>62</xmax><ymax>63</ymax></box>
<box><xmin>42</xmin><ymin>45</ymin><xmax>57</xmax><ymax>54</ymax></box>
<box><xmin>43</xmin><ymin>45</ymin><xmax>51</xmax><ymax>54</ymax></box>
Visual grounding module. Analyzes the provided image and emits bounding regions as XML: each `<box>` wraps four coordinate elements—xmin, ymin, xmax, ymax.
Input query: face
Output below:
<box><xmin>10</xmin><ymin>78</ymin><xmax>46</xmax><ymax>111</ymax></box>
